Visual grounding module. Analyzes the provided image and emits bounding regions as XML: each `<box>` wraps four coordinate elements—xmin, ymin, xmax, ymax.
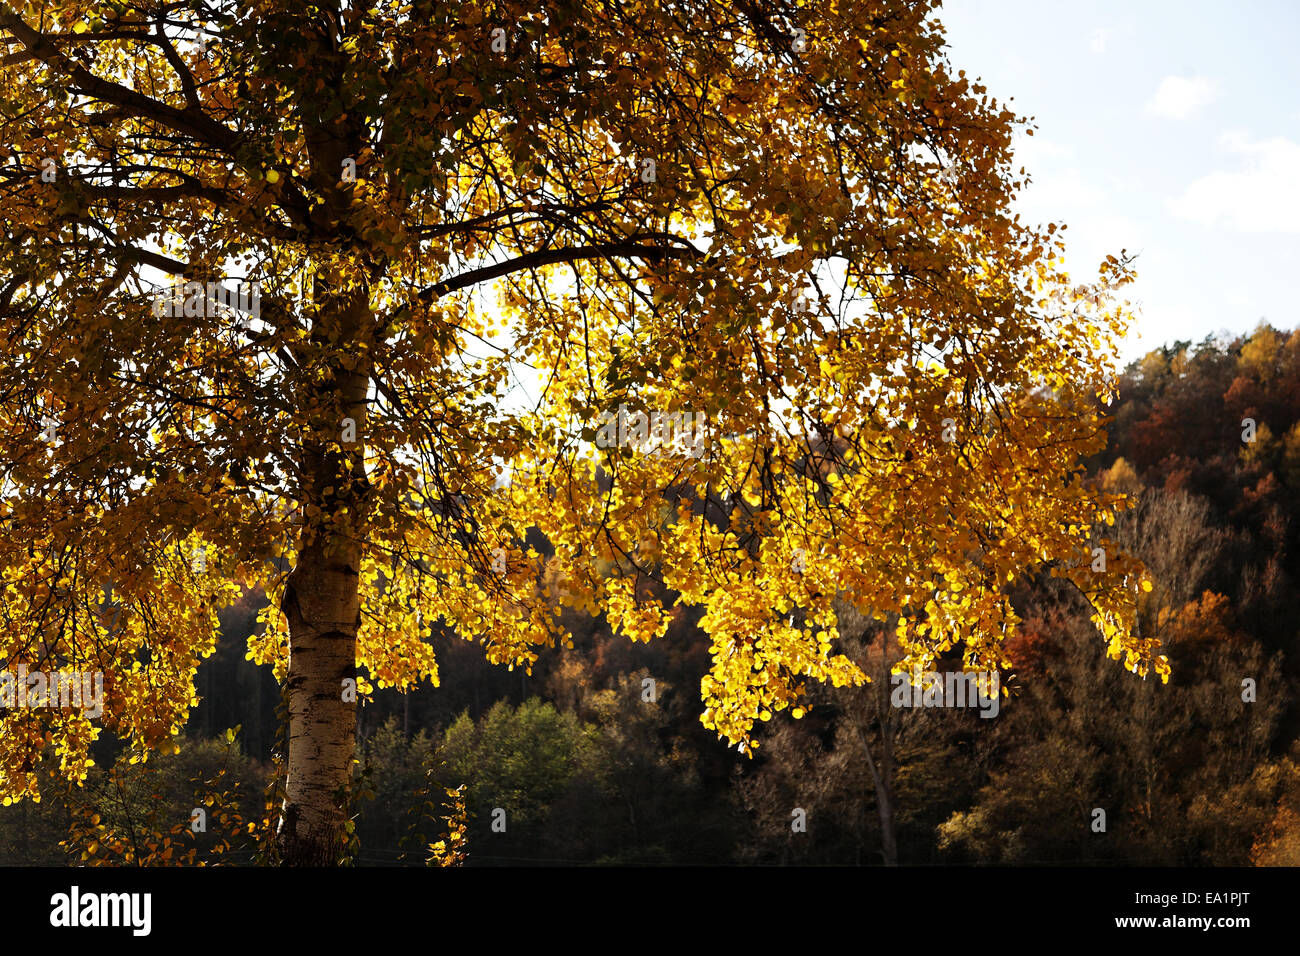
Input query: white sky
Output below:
<box><xmin>935</xmin><ymin>0</ymin><xmax>1300</xmax><ymax>362</ymax></box>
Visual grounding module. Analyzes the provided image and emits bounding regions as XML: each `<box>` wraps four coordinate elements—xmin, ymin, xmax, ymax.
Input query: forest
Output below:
<box><xmin>4</xmin><ymin>323</ymin><xmax>1298</xmax><ymax>867</ymax></box>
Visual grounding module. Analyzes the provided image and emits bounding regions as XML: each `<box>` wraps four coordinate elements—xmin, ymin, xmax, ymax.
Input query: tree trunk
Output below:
<box><xmin>852</xmin><ymin>615</ymin><xmax>900</xmax><ymax>866</ymax></box>
<box><xmin>278</xmin><ymin>539</ymin><xmax>361</xmax><ymax>864</ymax></box>
<box><xmin>277</xmin><ymin>284</ymin><xmax>371</xmax><ymax>865</ymax></box>
<box><xmin>273</xmin><ymin>70</ymin><xmax>378</xmax><ymax>860</ymax></box>
<box><xmin>855</xmin><ymin>713</ymin><xmax>899</xmax><ymax>866</ymax></box>
<box><xmin>874</xmin><ymin>712</ymin><xmax>899</xmax><ymax>866</ymax></box>
<box><xmin>875</xmin><ymin>628</ymin><xmax>899</xmax><ymax>866</ymax></box>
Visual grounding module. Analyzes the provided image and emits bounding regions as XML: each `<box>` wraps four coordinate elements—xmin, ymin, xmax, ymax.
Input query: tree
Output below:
<box><xmin>0</xmin><ymin>0</ymin><xmax>1154</xmax><ymax>864</ymax></box>
<box><xmin>440</xmin><ymin>697</ymin><xmax>599</xmax><ymax>862</ymax></box>
<box><xmin>354</xmin><ymin>716</ymin><xmax>438</xmax><ymax>863</ymax></box>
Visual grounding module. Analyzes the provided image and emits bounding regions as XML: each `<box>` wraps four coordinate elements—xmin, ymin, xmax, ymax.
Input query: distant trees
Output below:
<box><xmin>939</xmin><ymin>576</ymin><xmax>1283</xmax><ymax>864</ymax></box>
<box><xmin>352</xmin><ymin>668</ymin><xmax>733</xmax><ymax>865</ymax></box>
<box><xmin>0</xmin><ymin>731</ymin><xmax>266</xmax><ymax>866</ymax></box>
<box><xmin>736</xmin><ymin>608</ymin><xmax>987</xmax><ymax>866</ymax></box>
<box><xmin>938</xmin><ymin>469</ymin><xmax>1287</xmax><ymax>864</ymax></box>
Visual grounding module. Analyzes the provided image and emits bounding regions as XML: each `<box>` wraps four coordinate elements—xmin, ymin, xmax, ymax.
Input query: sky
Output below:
<box><xmin>934</xmin><ymin>0</ymin><xmax>1300</xmax><ymax>362</ymax></box>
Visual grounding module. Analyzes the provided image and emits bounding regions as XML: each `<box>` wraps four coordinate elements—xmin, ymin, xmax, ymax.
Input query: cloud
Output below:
<box><xmin>1167</xmin><ymin>132</ymin><xmax>1300</xmax><ymax>234</ymax></box>
<box><xmin>1145</xmin><ymin>75</ymin><xmax>1219</xmax><ymax>119</ymax></box>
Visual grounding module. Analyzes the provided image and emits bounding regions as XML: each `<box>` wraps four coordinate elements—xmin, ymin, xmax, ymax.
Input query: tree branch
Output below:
<box><xmin>418</xmin><ymin>238</ymin><xmax>703</xmax><ymax>302</ymax></box>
